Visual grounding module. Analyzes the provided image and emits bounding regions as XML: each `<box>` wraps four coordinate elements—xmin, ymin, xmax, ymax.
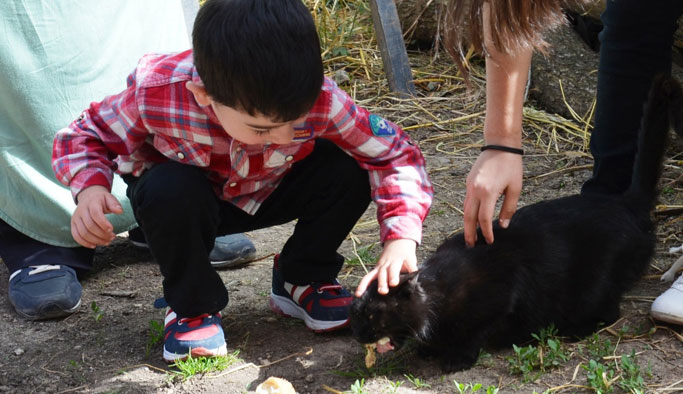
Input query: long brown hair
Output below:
<box><xmin>443</xmin><ymin>0</ymin><xmax>591</xmax><ymax>76</ymax></box>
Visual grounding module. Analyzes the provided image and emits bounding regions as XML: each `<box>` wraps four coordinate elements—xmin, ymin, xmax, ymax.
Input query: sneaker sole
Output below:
<box><xmin>163</xmin><ymin>343</ymin><xmax>228</xmax><ymax>363</ymax></box>
<box><xmin>12</xmin><ymin>299</ymin><xmax>81</xmax><ymax>321</ymax></box>
<box><xmin>269</xmin><ymin>292</ymin><xmax>348</xmax><ymax>332</ymax></box>
<box><xmin>651</xmin><ymin>310</ymin><xmax>683</xmax><ymax>325</ymax></box>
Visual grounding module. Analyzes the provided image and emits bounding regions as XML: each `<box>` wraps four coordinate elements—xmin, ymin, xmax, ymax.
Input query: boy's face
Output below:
<box><xmin>186</xmin><ymin>81</ymin><xmax>304</xmax><ymax>145</ymax></box>
<box><xmin>211</xmin><ymin>102</ymin><xmax>305</xmax><ymax>145</ymax></box>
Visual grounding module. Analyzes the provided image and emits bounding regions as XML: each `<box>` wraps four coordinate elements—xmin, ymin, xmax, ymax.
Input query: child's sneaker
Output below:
<box><xmin>162</xmin><ymin>307</ymin><xmax>227</xmax><ymax>362</ymax></box>
<box><xmin>651</xmin><ymin>274</ymin><xmax>683</xmax><ymax>325</ymax></box>
<box><xmin>269</xmin><ymin>255</ymin><xmax>352</xmax><ymax>332</ymax></box>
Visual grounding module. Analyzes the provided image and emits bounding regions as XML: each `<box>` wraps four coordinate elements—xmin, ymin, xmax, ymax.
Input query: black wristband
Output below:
<box><xmin>480</xmin><ymin>144</ymin><xmax>524</xmax><ymax>155</ymax></box>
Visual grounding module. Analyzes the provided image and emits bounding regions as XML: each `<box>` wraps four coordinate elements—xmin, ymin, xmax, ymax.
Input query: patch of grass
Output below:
<box><xmin>453</xmin><ymin>380</ymin><xmax>500</xmax><ymax>394</ymax></box>
<box><xmin>506</xmin><ymin>325</ymin><xmax>571</xmax><ymax>382</ymax></box>
<box><xmin>578</xmin><ymin>332</ymin><xmax>616</xmax><ymax>360</ymax></box>
<box><xmin>145</xmin><ymin>319</ymin><xmax>164</xmax><ymax>359</ymax></box>
<box><xmin>170</xmin><ymin>350</ymin><xmax>242</xmax><ymax>381</ymax></box>
<box><xmin>332</xmin><ymin>351</ymin><xmax>407</xmax><ymax>379</ymax></box>
<box><xmin>617</xmin><ymin>350</ymin><xmax>648</xmax><ymax>394</ymax></box>
<box><xmin>404</xmin><ymin>373</ymin><xmax>431</xmax><ymax>389</ymax></box>
<box><xmin>348</xmin><ymin>378</ymin><xmax>368</xmax><ymax>394</ymax></box>
<box><xmin>345</xmin><ymin>243</ymin><xmax>379</xmax><ymax>267</ymax></box>
<box><xmin>582</xmin><ymin>350</ymin><xmax>649</xmax><ymax>394</ymax></box>
<box><xmin>90</xmin><ymin>301</ymin><xmax>103</xmax><ymax>322</ymax></box>
<box><xmin>583</xmin><ymin>359</ymin><xmax>616</xmax><ymax>393</ymax></box>
<box><xmin>384</xmin><ymin>380</ymin><xmax>403</xmax><ymax>393</ymax></box>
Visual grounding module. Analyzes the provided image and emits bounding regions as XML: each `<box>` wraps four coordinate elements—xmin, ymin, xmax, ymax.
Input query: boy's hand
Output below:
<box><xmin>463</xmin><ymin>150</ymin><xmax>522</xmax><ymax>247</ymax></box>
<box><xmin>355</xmin><ymin>238</ymin><xmax>417</xmax><ymax>297</ymax></box>
<box><xmin>72</xmin><ymin>185</ymin><xmax>123</xmax><ymax>248</ymax></box>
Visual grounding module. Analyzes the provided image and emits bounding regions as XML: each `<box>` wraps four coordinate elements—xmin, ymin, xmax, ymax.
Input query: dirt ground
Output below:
<box><xmin>2</xmin><ymin>76</ymin><xmax>683</xmax><ymax>394</ymax></box>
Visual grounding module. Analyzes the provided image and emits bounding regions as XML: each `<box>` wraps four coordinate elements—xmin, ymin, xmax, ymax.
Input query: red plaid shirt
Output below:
<box><xmin>53</xmin><ymin>50</ymin><xmax>433</xmax><ymax>243</ymax></box>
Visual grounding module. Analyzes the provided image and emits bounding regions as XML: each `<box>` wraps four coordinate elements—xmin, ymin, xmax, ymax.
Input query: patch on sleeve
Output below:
<box><xmin>293</xmin><ymin>126</ymin><xmax>314</xmax><ymax>140</ymax></box>
<box><xmin>369</xmin><ymin>114</ymin><xmax>396</xmax><ymax>136</ymax></box>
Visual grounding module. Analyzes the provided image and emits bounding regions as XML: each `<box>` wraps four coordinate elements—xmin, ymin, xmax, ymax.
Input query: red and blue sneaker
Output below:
<box><xmin>269</xmin><ymin>256</ymin><xmax>352</xmax><ymax>332</ymax></box>
<box><xmin>162</xmin><ymin>307</ymin><xmax>227</xmax><ymax>362</ymax></box>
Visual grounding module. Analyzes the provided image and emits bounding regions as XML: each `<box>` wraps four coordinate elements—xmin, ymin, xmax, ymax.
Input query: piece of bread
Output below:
<box><xmin>254</xmin><ymin>376</ymin><xmax>297</xmax><ymax>394</ymax></box>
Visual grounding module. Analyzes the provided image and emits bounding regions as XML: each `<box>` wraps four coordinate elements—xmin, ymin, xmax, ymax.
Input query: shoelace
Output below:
<box><xmin>8</xmin><ymin>264</ymin><xmax>61</xmax><ymax>282</ymax></box>
<box><xmin>316</xmin><ymin>283</ymin><xmax>343</xmax><ymax>294</ymax></box>
<box><xmin>177</xmin><ymin>313</ymin><xmax>212</xmax><ymax>328</ymax></box>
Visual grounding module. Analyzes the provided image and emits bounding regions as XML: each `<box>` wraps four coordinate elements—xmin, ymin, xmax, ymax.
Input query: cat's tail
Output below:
<box><xmin>625</xmin><ymin>75</ymin><xmax>683</xmax><ymax>206</ymax></box>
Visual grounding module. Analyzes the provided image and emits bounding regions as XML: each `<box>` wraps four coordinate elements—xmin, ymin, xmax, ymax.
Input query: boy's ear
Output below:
<box><xmin>186</xmin><ymin>81</ymin><xmax>212</xmax><ymax>107</ymax></box>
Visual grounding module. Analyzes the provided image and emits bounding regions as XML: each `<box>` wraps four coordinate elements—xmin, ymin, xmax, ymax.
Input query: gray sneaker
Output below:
<box><xmin>128</xmin><ymin>229</ymin><xmax>256</xmax><ymax>269</ymax></box>
<box><xmin>8</xmin><ymin>265</ymin><xmax>82</xmax><ymax>320</ymax></box>
<box><xmin>209</xmin><ymin>233</ymin><xmax>257</xmax><ymax>269</ymax></box>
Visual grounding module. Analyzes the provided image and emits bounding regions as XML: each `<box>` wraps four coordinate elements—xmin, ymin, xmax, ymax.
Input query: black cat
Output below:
<box><xmin>350</xmin><ymin>76</ymin><xmax>683</xmax><ymax>372</ymax></box>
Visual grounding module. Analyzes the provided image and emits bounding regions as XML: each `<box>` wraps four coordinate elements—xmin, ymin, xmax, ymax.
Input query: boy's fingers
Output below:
<box><xmin>388</xmin><ymin>260</ymin><xmax>404</xmax><ymax>287</ymax></box>
<box><xmin>72</xmin><ymin>218</ymin><xmax>96</xmax><ymax>249</ymax></box>
<box><xmin>103</xmin><ymin>194</ymin><xmax>123</xmax><ymax>214</ymax></box>
<box><xmin>355</xmin><ymin>269</ymin><xmax>378</xmax><ymax>297</ymax></box>
<box><xmin>376</xmin><ymin>266</ymin><xmax>389</xmax><ymax>294</ymax></box>
<box><xmin>88</xmin><ymin>203</ymin><xmax>114</xmax><ymax>235</ymax></box>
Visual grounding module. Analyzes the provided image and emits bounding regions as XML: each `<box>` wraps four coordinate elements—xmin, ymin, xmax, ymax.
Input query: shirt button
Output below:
<box><xmin>229</xmin><ymin>182</ymin><xmax>237</xmax><ymax>187</ymax></box>
<box><xmin>77</xmin><ymin>114</ymin><xmax>84</xmax><ymax>121</ymax></box>
<box><xmin>285</xmin><ymin>155</ymin><xmax>293</xmax><ymax>162</ymax></box>
<box><xmin>177</xmin><ymin>152</ymin><xmax>185</xmax><ymax>160</ymax></box>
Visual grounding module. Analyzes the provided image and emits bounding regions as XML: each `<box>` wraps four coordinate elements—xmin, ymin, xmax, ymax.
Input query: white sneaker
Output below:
<box><xmin>651</xmin><ymin>274</ymin><xmax>683</xmax><ymax>325</ymax></box>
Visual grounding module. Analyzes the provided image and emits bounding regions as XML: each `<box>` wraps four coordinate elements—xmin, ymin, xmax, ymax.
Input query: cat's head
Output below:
<box><xmin>350</xmin><ymin>272</ymin><xmax>430</xmax><ymax>350</ymax></box>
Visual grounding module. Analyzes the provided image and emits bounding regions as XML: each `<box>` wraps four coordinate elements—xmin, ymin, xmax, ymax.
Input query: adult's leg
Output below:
<box><xmin>582</xmin><ymin>0</ymin><xmax>683</xmax><ymax>195</ymax></box>
<box><xmin>0</xmin><ymin>219</ymin><xmax>91</xmax><ymax>319</ymax></box>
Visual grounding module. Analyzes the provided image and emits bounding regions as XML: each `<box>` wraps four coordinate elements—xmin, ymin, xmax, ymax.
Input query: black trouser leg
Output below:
<box><xmin>0</xmin><ymin>219</ymin><xmax>93</xmax><ymax>275</ymax></box>
<box><xmin>125</xmin><ymin>139</ymin><xmax>371</xmax><ymax>317</ymax></box>
<box><xmin>124</xmin><ymin>162</ymin><xmax>227</xmax><ymax>318</ymax></box>
<box><xmin>582</xmin><ymin>0</ymin><xmax>683</xmax><ymax>195</ymax></box>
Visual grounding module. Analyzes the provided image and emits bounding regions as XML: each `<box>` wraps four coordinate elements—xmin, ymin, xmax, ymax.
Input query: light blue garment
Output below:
<box><xmin>0</xmin><ymin>1</ymin><xmax>191</xmax><ymax>247</ymax></box>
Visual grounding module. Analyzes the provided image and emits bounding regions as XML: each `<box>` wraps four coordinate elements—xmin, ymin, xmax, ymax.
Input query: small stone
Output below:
<box><xmin>304</xmin><ymin>374</ymin><xmax>314</xmax><ymax>383</ymax></box>
<box><xmin>13</xmin><ymin>348</ymin><xmax>24</xmax><ymax>356</ymax></box>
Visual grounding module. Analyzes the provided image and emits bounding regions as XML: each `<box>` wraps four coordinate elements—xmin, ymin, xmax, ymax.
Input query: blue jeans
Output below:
<box><xmin>582</xmin><ymin>0</ymin><xmax>683</xmax><ymax>195</ymax></box>
<box><xmin>123</xmin><ymin>139</ymin><xmax>371</xmax><ymax>318</ymax></box>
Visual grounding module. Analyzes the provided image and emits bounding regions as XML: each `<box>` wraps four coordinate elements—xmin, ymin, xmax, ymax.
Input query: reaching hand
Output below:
<box><xmin>72</xmin><ymin>185</ymin><xmax>123</xmax><ymax>248</ymax></box>
<box><xmin>355</xmin><ymin>238</ymin><xmax>418</xmax><ymax>297</ymax></box>
<box><xmin>463</xmin><ymin>150</ymin><xmax>522</xmax><ymax>247</ymax></box>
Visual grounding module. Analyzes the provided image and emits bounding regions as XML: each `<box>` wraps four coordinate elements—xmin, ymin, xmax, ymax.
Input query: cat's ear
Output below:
<box><xmin>397</xmin><ymin>272</ymin><xmax>421</xmax><ymax>299</ymax></box>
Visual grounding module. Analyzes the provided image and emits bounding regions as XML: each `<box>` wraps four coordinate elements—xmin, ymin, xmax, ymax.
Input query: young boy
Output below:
<box><xmin>52</xmin><ymin>0</ymin><xmax>433</xmax><ymax>362</ymax></box>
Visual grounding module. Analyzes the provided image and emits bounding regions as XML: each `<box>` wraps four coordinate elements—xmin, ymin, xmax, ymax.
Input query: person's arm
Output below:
<box><xmin>462</xmin><ymin>3</ymin><xmax>530</xmax><ymax>247</ymax></box>
<box><xmin>315</xmin><ymin>80</ymin><xmax>433</xmax><ymax>296</ymax></box>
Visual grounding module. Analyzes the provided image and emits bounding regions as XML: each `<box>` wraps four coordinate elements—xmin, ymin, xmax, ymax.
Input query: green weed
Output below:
<box><xmin>349</xmin><ymin>378</ymin><xmax>368</xmax><ymax>394</ymax></box>
<box><xmin>170</xmin><ymin>350</ymin><xmax>241</xmax><ymax>381</ymax></box>
<box><xmin>145</xmin><ymin>319</ymin><xmax>164</xmax><ymax>359</ymax></box>
<box><xmin>404</xmin><ymin>373</ymin><xmax>431</xmax><ymax>389</ymax></box>
<box><xmin>453</xmin><ymin>380</ymin><xmax>499</xmax><ymax>394</ymax></box>
<box><xmin>506</xmin><ymin>325</ymin><xmax>571</xmax><ymax>382</ymax></box>
<box><xmin>90</xmin><ymin>301</ymin><xmax>103</xmax><ymax>322</ymax></box>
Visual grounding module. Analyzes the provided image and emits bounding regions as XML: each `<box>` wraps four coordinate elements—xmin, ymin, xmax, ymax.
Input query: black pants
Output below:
<box><xmin>124</xmin><ymin>139</ymin><xmax>371</xmax><ymax>318</ymax></box>
<box><xmin>582</xmin><ymin>0</ymin><xmax>683</xmax><ymax>195</ymax></box>
<box><xmin>0</xmin><ymin>219</ymin><xmax>94</xmax><ymax>274</ymax></box>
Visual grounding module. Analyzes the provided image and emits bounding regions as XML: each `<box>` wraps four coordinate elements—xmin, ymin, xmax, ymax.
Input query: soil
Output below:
<box><xmin>2</xmin><ymin>82</ymin><xmax>682</xmax><ymax>394</ymax></box>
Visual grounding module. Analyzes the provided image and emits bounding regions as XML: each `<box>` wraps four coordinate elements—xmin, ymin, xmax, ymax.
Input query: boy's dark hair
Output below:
<box><xmin>193</xmin><ymin>0</ymin><xmax>324</xmax><ymax>122</ymax></box>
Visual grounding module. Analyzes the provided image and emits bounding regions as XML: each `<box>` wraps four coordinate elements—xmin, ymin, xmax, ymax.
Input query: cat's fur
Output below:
<box><xmin>350</xmin><ymin>76</ymin><xmax>683</xmax><ymax>372</ymax></box>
